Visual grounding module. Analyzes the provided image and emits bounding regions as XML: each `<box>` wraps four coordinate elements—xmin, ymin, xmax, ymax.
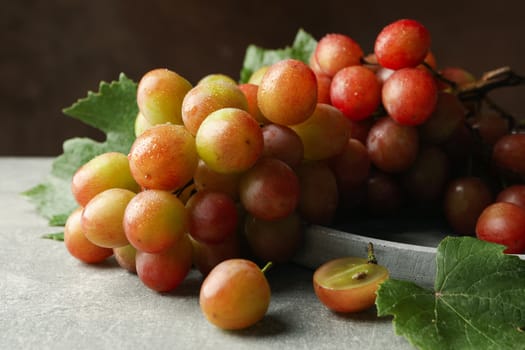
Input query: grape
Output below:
<box><xmin>123</xmin><ymin>189</ymin><xmax>188</xmax><ymax>254</ymax></box>
<box><xmin>375</xmin><ymin>66</ymin><xmax>394</xmax><ymax>85</ymax></box>
<box><xmin>261</xmin><ymin>124</ymin><xmax>304</xmax><ymax>168</ymax></box>
<box><xmin>257</xmin><ymin>59</ymin><xmax>317</xmax><ymax>125</ymax></box>
<box><xmin>135</xmin><ymin>233</ymin><xmax>193</xmax><ymax>292</ymax></box>
<box><xmin>471</xmin><ymin>112</ymin><xmax>510</xmax><ymax>146</ymax></box>
<box><xmin>295</xmin><ymin>161</ymin><xmax>338</xmax><ymax>225</ymax></box>
<box><xmin>423</xmin><ymin>50</ymin><xmax>437</xmax><ymax>70</ymax></box>
<box><xmin>197</xmin><ymin>73</ymin><xmax>237</xmax><ymax>86</ymax></box>
<box><xmin>313</xmin><ymin>33</ymin><xmax>364</xmax><ymax>77</ymax></box>
<box><xmin>239</xmin><ymin>157</ymin><xmax>300</xmax><ymax>221</ymax></box>
<box><xmin>291</xmin><ymin>103</ymin><xmax>350</xmax><ymax>161</ymax></box>
<box><xmin>190</xmin><ymin>234</ymin><xmax>241</xmax><ymax>276</ymax></box>
<box><xmin>134</xmin><ymin>111</ymin><xmax>153</xmax><ymax>137</ymax></box>
<box><xmin>181</xmin><ymin>80</ymin><xmax>248</xmax><ymax>136</ymax></box>
<box><xmin>199</xmin><ymin>259</ymin><xmax>271</xmax><ymax>330</ymax></box>
<box><xmin>418</xmin><ymin>92</ymin><xmax>466</xmax><ymax>145</ymax></box>
<box><xmin>64</xmin><ymin>208</ymin><xmax>113</xmax><ymax>264</ymax></box>
<box><xmin>443</xmin><ymin>177</ymin><xmax>493</xmax><ymax>235</ymax></box>
<box><xmin>492</xmin><ymin>133</ymin><xmax>525</xmax><ymax>180</ymax></box>
<box><xmin>244</xmin><ymin>211</ymin><xmax>303</xmax><ymax>263</ymax></box>
<box><xmin>113</xmin><ymin>244</ymin><xmax>137</xmax><ymax>273</ymax></box>
<box><xmin>313</xmin><ymin>246</ymin><xmax>389</xmax><ymax>313</ymax></box>
<box><xmin>247</xmin><ymin>65</ymin><xmax>269</xmax><ymax>85</ymax></box>
<box><xmin>382</xmin><ymin>67</ymin><xmax>438</xmax><ymax>126</ymax></box>
<box><xmin>367</xmin><ymin>116</ymin><xmax>419</xmax><ymax>173</ymax></box>
<box><xmin>329</xmin><ymin>138</ymin><xmax>371</xmax><ymax>191</ymax></box>
<box><xmin>374</xmin><ymin>19</ymin><xmax>431</xmax><ymax>70</ymax></box>
<box><xmin>441</xmin><ymin>123</ymin><xmax>475</xmax><ymax>170</ymax></box>
<box><xmin>60</xmin><ymin>20</ymin><xmax>525</xmax><ymax>313</ymax></box>
<box><xmin>496</xmin><ymin>185</ymin><xmax>525</xmax><ymax>209</ymax></box>
<box><xmin>186</xmin><ymin>190</ymin><xmax>238</xmax><ymax>244</ymax></box>
<box><xmin>315</xmin><ymin>72</ymin><xmax>332</xmax><ymax>104</ymax></box>
<box><xmin>402</xmin><ymin>146</ymin><xmax>450</xmax><ymax>203</ymax></box>
<box><xmin>71</xmin><ymin>152</ymin><xmax>140</xmax><ymax>207</ymax></box>
<box><xmin>136</xmin><ymin>68</ymin><xmax>192</xmax><ymax>125</ymax></box>
<box><xmin>437</xmin><ymin>66</ymin><xmax>476</xmax><ymax>91</ymax></box>
<box><xmin>347</xmin><ymin>118</ymin><xmax>374</xmax><ymax>145</ymax></box>
<box><xmin>330</xmin><ymin>65</ymin><xmax>381</xmax><ymax>121</ymax></box>
<box><xmin>476</xmin><ymin>202</ymin><xmax>525</xmax><ymax>254</ymax></box>
<box><xmin>81</xmin><ymin>188</ymin><xmax>135</xmax><ymax>248</ymax></box>
<box><xmin>309</xmin><ymin>51</ymin><xmax>323</xmax><ymax>75</ymax></box>
<box><xmin>238</xmin><ymin>83</ymin><xmax>269</xmax><ymax>124</ymax></box>
<box><xmin>366</xmin><ymin>171</ymin><xmax>404</xmax><ymax>215</ymax></box>
<box><xmin>128</xmin><ymin>123</ymin><xmax>198</xmax><ymax>191</ymax></box>
<box><xmin>193</xmin><ymin>159</ymin><xmax>240</xmax><ymax>200</ymax></box>
<box><xmin>196</xmin><ymin>107</ymin><xmax>264</xmax><ymax>174</ymax></box>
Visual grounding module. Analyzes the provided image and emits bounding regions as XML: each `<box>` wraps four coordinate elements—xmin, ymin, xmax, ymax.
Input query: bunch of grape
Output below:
<box><xmin>308</xmin><ymin>19</ymin><xmax>525</xmax><ymax>254</ymax></box>
<box><xmin>62</xmin><ymin>18</ymin><xmax>525</xmax><ymax>328</ymax></box>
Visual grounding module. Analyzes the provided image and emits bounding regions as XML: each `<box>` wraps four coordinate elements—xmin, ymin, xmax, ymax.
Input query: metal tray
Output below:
<box><xmin>294</xmin><ymin>220</ymin><xmax>525</xmax><ymax>288</ymax></box>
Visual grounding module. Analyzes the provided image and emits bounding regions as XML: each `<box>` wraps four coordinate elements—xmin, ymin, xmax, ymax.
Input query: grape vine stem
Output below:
<box><xmin>456</xmin><ymin>66</ymin><xmax>525</xmax><ymax>102</ymax></box>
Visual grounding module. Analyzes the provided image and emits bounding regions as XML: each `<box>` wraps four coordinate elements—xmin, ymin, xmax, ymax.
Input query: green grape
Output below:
<box><xmin>182</xmin><ymin>80</ymin><xmax>248</xmax><ymax>136</ymax></box>
<box><xmin>81</xmin><ymin>188</ymin><xmax>136</xmax><ymax>248</ymax></box>
<box><xmin>290</xmin><ymin>103</ymin><xmax>350</xmax><ymax>161</ymax></box>
<box><xmin>196</xmin><ymin>107</ymin><xmax>263</xmax><ymax>174</ymax></box>
<box><xmin>136</xmin><ymin>68</ymin><xmax>192</xmax><ymax>125</ymax></box>
<box><xmin>71</xmin><ymin>152</ymin><xmax>140</xmax><ymax>207</ymax></box>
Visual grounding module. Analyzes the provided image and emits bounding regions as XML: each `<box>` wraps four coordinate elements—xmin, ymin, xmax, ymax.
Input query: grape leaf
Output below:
<box><xmin>239</xmin><ymin>28</ymin><xmax>317</xmax><ymax>83</ymax></box>
<box><xmin>376</xmin><ymin>236</ymin><xmax>525</xmax><ymax>350</ymax></box>
<box><xmin>42</xmin><ymin>232</ymin><xmax>65</xmax><ymax>241</ymax></box>
<box><xmin>22</xmin><ymin>73</ymin><xmax>138</xmax><ymax>226</ymax></box>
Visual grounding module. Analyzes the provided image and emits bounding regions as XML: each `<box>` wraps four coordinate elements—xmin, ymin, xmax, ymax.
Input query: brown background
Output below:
<box><xmin>3</xmin><ymin>0</ymin><xmax>525</xmax><ymax>156</ymax></box>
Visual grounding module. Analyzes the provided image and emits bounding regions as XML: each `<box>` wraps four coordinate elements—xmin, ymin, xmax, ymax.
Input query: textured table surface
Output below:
<box><xmin>0</xmin><ymin>157</ymin><xmax>418</xmax><ymax>350</ymax></box>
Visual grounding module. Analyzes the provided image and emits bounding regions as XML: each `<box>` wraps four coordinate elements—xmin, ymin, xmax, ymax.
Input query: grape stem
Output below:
<box><xmin>261</xmin><ymin>261</ymin><xmax>273</xmax><ymax>274</ymax></box>
<box><xmin>367</xmin><ymin>242</ymin><xmax>378</xmax><ymax>265</ymax></box>
<box><xmin>456</xmin><ymin>66</ymin><xmax>525</xmax><ymax>102</ymax></box>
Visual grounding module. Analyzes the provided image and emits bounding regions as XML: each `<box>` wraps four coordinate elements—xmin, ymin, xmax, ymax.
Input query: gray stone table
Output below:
<box><xmin>1</xmin><ymin>157</ymin><xmax>424</xmax><ymax>350</ymax></box>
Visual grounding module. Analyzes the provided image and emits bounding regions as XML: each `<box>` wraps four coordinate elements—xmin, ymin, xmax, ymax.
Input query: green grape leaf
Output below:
<box><xmin>239</xmin><ymin>28</ymin><xmax>317</xmax><ymax>83</ymax></box>
<box><xmin>22</xmin><ymin>73</ymin><xmax>138</xmax><ymax>226</ymax></box>
<box><xmin>42</xmin><ymin>232</ymin><xmax>65</xmax><ymax>241</ymax></box>
<box><xmin>376</xmin><ymin>236</ymin><xmax>525</xmax><ymax>350</ymax></box>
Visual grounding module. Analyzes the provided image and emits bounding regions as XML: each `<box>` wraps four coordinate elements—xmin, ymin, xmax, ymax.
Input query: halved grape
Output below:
<box><xmin>313</xmin><ymin>255</ymin><xmax>389</xmax><ymax>313</ymax></box>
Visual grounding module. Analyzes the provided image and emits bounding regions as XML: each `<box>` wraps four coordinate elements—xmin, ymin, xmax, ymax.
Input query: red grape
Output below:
<box><xmin>496</xmin><ymin>185</ymin><xmax>525</xmax><ymax>209</ymax></box>
<box><xmin>476</xmin><ymin>202</ymin><xmax>525</xmax><ymax>254</ymax></box>
<box><xmin>492</xmin><ymin>133</ymin><xmax>525</xmax><ymax>180</ymax></box>
<box><xmin>135</xmin><ymin>234</ymin><xmax>193</xmax><ymax>292</ymax></box>
<box><xmin>239</xmin><ymin>157</ymin><xmax>300</xmax><ymax>221</ymax></box>
<box><xmin>314</xmin><ymin>33</ymin><xmax>363</xmax><ymax>77</ymax></box>
<box><xmin>374</xmin><ymin>19</ymin><xmax>431</xmax><ymax>70</ymax></box>
<box><xmin>443</xmin><ymin>177</ymin><xmax>493</xmax><ymax>235</ymax></box>
<box><xmin>382</xmin><ymin>67</ymin><xmax>438</xmax><ymax>126</ymax></box>
<box><xmin>186</xmin><ymin>190</ymin><xmax>239</xmax><ymax>244</ymax></box>
<box><xmin>366</xmin><ymin>116</ymin><xmax>419</xmax><ymax>173</ymax></box>
<box><xmin>330</xmin><ymin>65</ymin><xmax>381</xmax><ymax>121</ymax></box>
